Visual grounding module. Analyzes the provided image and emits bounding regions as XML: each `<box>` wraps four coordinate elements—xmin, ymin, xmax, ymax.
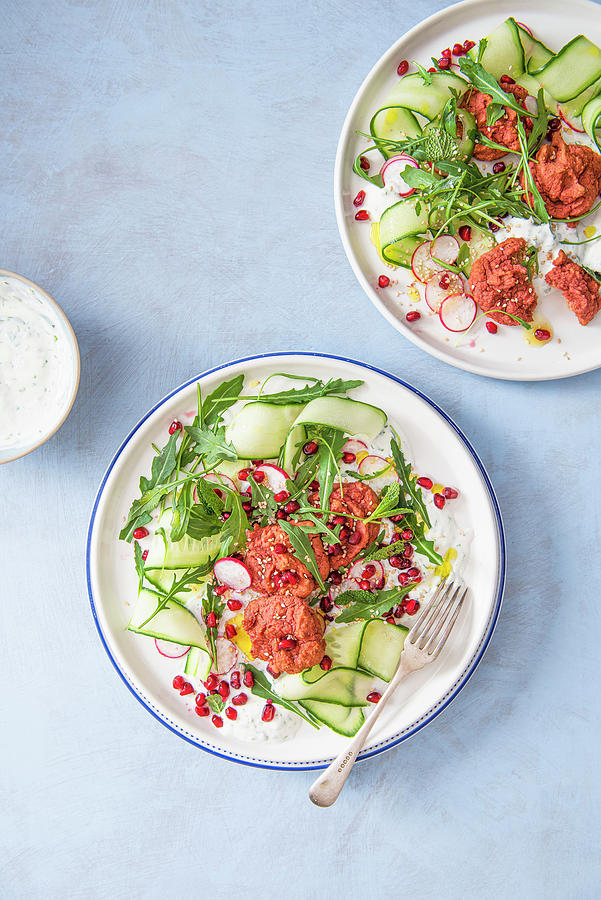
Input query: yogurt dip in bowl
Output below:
<box><xmin>0</xmin><ymin>269</ymin><xmax>80</xmax><ymax>463</ymax></box>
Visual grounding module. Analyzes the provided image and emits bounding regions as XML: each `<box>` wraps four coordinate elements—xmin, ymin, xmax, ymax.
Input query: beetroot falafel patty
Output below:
<box><xmin>309</xmin><ymin>481</ymin><xmax>380</xmax><ymax>569</ymax></box>
<box><xmin>243</xmin><ymin>594</ymin><xmax>326</xmax><ymax>675</ymax></box>
<box><xmin>243</xmin><ymin>523</ymin><xmax>330</xmax><ymax>599</ymax></box>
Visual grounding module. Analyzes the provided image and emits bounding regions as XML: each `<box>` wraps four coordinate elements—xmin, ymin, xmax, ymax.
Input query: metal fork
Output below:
<box><xmin>309</xmin><ymin>579</ymin><xmax>467</xmax><ymax>807</ymax></box>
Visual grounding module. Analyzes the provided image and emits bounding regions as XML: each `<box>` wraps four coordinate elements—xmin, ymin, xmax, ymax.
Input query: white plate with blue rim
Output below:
<box><xmin>86</xmin><ymin>352</ymin><xmax>504</xmax><ymax>770</ymax></box>
<box><xmin>335</xmin><ymin>0</ymin><xmax>601</xmax><ymax>381</ymax></box>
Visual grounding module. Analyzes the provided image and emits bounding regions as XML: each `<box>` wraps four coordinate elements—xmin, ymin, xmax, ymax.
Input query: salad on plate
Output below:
<box><xmin>119</xmin><ymin>372</ymin><xmax>469</xmax><ymax>740</ymax></box>
<box><xmin>352</xmin><ymin>17</ymin><xmax>601</xmax><ymax>344</ymax></box>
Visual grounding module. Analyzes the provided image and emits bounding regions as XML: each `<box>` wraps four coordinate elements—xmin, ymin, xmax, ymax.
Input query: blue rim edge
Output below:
<box><xmin>86</xmin><ymin>351</ymin><xmax>506</xmax><ymax>772</ymax></box>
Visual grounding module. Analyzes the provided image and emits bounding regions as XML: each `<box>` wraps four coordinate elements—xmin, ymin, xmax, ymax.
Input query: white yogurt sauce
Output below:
<box><xmin>0</xmin><ymin>277</ymin><xmax>75</xmax><ymax>452</ymax></box>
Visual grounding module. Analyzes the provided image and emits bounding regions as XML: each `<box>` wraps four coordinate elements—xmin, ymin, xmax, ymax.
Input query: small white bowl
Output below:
<box><xmin>0</xmin><ymin>269</ymin><xmax>80</xmax><ymax>464</ymax></box>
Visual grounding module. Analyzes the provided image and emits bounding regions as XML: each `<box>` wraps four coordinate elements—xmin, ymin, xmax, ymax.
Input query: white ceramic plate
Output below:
<box><xmin>86</xmin><ymin>353</ymin><xmax>505</xmax><ymax>770</ymax></box>
<box><xmin>335</xmin><ymin>0</ymin><xmax>601</xmax><ymax>381</ymax></box>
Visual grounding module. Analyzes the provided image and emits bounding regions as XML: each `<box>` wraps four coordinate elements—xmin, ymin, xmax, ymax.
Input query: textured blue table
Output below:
<box><xmin>2</xmin><ymin>1</ymin><xmax>600</xmax><ymax>897</ymax></box>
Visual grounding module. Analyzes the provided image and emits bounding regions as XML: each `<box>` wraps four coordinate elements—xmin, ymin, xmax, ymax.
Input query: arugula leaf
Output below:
<box><xmin>170</xmin><ymin>479</ymin><xmax>195</xmax><ymax>542</ymax></box>
<box><xmin>202</xmin><ymin>583</ymin><xmax>225</xmax><ymax>665</ymax></box>
<box><xmin>136</xmin><ymin>564</ymin><xmax>213</xmax><ymax>629</ymax></box>
<box><xmin>414</xmin><ymin>534</ymin><xmax>443</xmax><ymax>565</ymax></box>
<box><xmin>120</xmin><ymin>431</ymin><xmax>180</xmax><ymax>541</ymax></box>
<box><xmin>315</xmin><ymin>427</ymin><xmax>345</xmax><ymax>510</ymax></box>
<box><xmin>219</xmin><ymin>487</ymin><xmax>249</xmax><ymax>557</ymax></box>
<box><xmin>515</xmin><ymin>117</ymin><xmax>549</xmax><ymax>223</ymax></box>
<box><xmin>486</xmin><ymin>103</ymin><xmax>506</xmax><ymax>127</ymax></box>
<box><xmin>527</xmin><ymin>89</ymin><xmax>549</xmax><ymax>152</ymax></box>
<box><xmin>245</xmin><ymin>666</ymin><xmax>320</xmax><ymax>728</ymax></box>
<box><xmin>335</xmin><ymin>584</ymin><xmax>418</xmax><ymax>623</ymax></box>
<box><xmin>414</xmin><ymin>61</ymin><xmax>433</xmax><ymax>85</ymax></box>
<box><xmin>251</xmin><ymin>377</ymin><xmax>363</xmax><ymax>406</ymax></box>
<box><xmin>202</xmin><ymin>374</ymin><xmax>244</xmax><ymax>428</ymax></box>
<box><xmin>390</xmin><ymin>437</ymin><xmax>430</xmax><ymax>528</ymax></box>
<box><xmin>207</xmin><ymin>694</ymin><xmax>225</xmax><ymax>713</ymax></box>
<box><xmin>249</xmin><ymin>477</ymin><xmax>278</xmax><ymax>525</ymax></box>
<box><xmin>292</xmin><ymin>509</ymin><xmax>341</xmax><ymax>545</ymax></box>
<box><xmin>134</xmin><ymin>540</ymin><xmax>145</xmax><ymax>593</ymax></box>
<box><xmin>459</xmin><ymin>56</ymin><xmax>536</xmax><ymax>119</ymax></box>
<box><xmin>184</xmin><ymin>424</ymin><xmax>238</xmax><ymax>466</ymax></box>
<box><xmin>138</xmin><ymin>431</ymin><xmax>179</xmax><ymax>495</ymax></box>
<box><xmin>278</xmin><ymin>520</ymin><xmax>326</xmax><ymax>591</ymax></box>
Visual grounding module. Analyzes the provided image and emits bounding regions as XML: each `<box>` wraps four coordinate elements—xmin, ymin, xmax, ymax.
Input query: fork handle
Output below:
<box><xmin>309</xmin><ymin>655</ymin><xmax>413</xmax><ymax>807</ymax></box>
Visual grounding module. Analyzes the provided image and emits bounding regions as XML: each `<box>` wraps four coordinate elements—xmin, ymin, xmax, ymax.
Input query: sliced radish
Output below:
<box><xmin>439</xmin><ymin>293</ymin><xmax>477</xmax><ymax>332</ymax></box>
<box><xmin>523</xmin><ymin>93</ymin><xmax>539</xmax><ymax>116</ymax></box>
<box><xmin>214</xmin><ymin>636</ymin><xmax>238</xmax><ymax>675</ymax></box>
<box><xmin>213</xmin><ymin>557</ymin><xmax>252</xmax><ymax>591</ymax></box>
<box><xmin>411</xmin><ymin>241</ymin><xmax>438</xmax><ymax>283</ymax></box>
<box><xmin>558</xmin><ymin>106</ymin><xmax>586</xmax><ymax>133</ymax></box>
<box><xmin>348</xmin><ymin>559</ymin><xmax>384</xmax><ymax>584</ymax></box>
<box><xmin>342</xmin><ymin>438</ymin><xmax>368</xmax><ymax>455</ymax></box>
<box><xmin>253</xmin><ymin>463</ymin><xmax>290</xmax><ymax>494</ymax></box>
<box><xmin>154</xmin><ymin>638</ymin><xmax>190</xmax><ymax>658</ymax></box>
<box><xmin>198</xmin><ymin>472</ymin><xmax>236</xmax><ymax>502</ymax></box>
<box><xmin>358</xmin><ymin>454</ymin><xmax>394</xmax><ymax>478</ymax></box>
<box><xmin>425</xmin><ymin>271</ymin><xmax>467</xmax><ymax>313</ymax></box>
<box><xmin>380</xmin><ymin>154</ymin><xmax>419</xmax><ymax>196</ymax></box>
<box><xmin>430</xmin><ymin>235</ymin><xmax>460</xmax><ymax>264</ymax></box>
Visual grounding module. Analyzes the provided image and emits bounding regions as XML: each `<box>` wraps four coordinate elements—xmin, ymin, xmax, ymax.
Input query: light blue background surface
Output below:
<box><xmin>1</xmin><ymin>1</ymin><xmax>600</xmax><ymax>897</ymax></box>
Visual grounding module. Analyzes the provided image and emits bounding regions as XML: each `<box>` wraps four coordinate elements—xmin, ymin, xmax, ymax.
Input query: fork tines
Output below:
<box><xmin>408</xmin><ymin>578</ymin><xmax>467</xmax><ymax>659</ymax></box>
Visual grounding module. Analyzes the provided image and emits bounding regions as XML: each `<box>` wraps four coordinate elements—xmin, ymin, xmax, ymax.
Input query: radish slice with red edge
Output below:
<box><xmin>425</xmin><ymin>271</ymin><xmax>467</xmax><ymax>313</ymax></box>
<box><xmin>198</xmin><ymin>472</ymin><xmax>237</xmax><ymax>502</ymax></box>
<box><xmin>348</xmin><ymin>559</ymin><xmax>384</xmax><ymax>585</ymax></box>
<box><xmin>523</xmin><ymin>94</ymin><xmax>539</xmax><ymax>116</ymax></box>
<box><xmin>558</xmin><ymin>106</ymin><xmax>586</xmax><ymax>133</ymax></box>
<box><xmin>439</xmin><ymin>293</ymin><xmax>477</xmax><ymax>332</ymax></box>
<box><xmin>154</xmin><ymin>638</ymin><xmax>190</xmax><ymax>659</ymax></box>
<box><xmin>380</xmin><ymin>154</ymin><xmax>419</xmax><ymax>196</ymax></box>
<box><xmin>253</xmin><ymin>463</ymin><xmax>290</xmax><ymax>494</ymax></box>
<box><xmin>214</xmin><ymin>636</ymin><xmax>238</xmax><ymax>675</ymax></box>
<box><xmin>213</xmin><ymin>557</ymin><xmax>252</xmax><ymax>591</ymax></box>
<box><xmin>342</xmin><ymin>438</ymin><xmax>368</xmax><ymax>455</ymax></box>
<box><xmin>430</xmin><ymin>235</ymin><xmax>460</xmax><ymax>264</ymax></box>
<box><xmin>357</xmin><ymin>454</ymin><xmax>395</xmax><ymax>478</ymax></box>
<box><xmin>411</xmin><ymin>241</ymin><xmax>440</xmax><ymax>283</ymax></box>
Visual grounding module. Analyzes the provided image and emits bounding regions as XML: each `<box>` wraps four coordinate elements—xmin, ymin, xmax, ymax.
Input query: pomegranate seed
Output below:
<box><xmin>362</xmin><ymin>564</ymin><xmax>376</xmax><ymax>578</ymax></box>
<box><xmin>274</xmin><ymin>491</ymin><xmax>289</xmax><ymax>504</ymax></box>
<box><xmin>390</xmin><ymin>514</ymin><xmax>404</xmax><ymax>523</ymax></box>
<box><xmin>355</xmin><ymin>210</ymin><xmax>370</xmax><ymax>221</ymax></box>
<box><xmin>342</xmin><ymin>452</ymin><xmax>356</xmax><ymax>463</ymax></box>
<box><xmin>237</xmin><ymin>468</ymin><xmax>250</xmax><ymax>480</ymax></box>
<box><xmin>274</xmin><ymin>542</ymin><xmax>287</xmax><ymax>554</ymax></box>
<box><xmin>212</xmin><ymin>715</ymin><xmax>223</xmax><ymax>728</ymax></box>
<box><xmin>404</xmin><ymin>599</ymin><xmax>420</xmax><ymax>615</ymax></box>
<box><xmin>333</xmin><ymin>515</ymin><xmax>346</xmax><ymax>525</ymax></box>
<box><xmin>444</xmin><ymin>486</ymin><xmax>458</xmax><ymax>499</ymax></box>
<box><xmin>214</xmin><ymin>584</ymin><xmax>229</xmax><ymax>596</ymax></box>
<box><xmin>353</xmin><ymin>190</ymin><xmax>366</xmax><ymax>207</ymax></box>
<box><xmin>394</xmin><ymin>604</ymin><xmax>405</xmax><ymax>617</ymax></box>
<box><xmin>486</xmin><ymin>321</ymin><xmax>498</xmax><ymax>334</ymax></box>
<box><xmin>195</xmin><ymin>705</ymin><xmax>210</xmax><ymax>717</ymax></box>
<box><xmin>492</xmin><ymin>161</ymin><xmax>506</xmax><ymax>174</ymax></box>
<box><xmin>278</xmin><ymin>637</ymin><xmax>297</xmax><ymax>650</ymax></box>
<box><xmin>221</xmin><ymin>511</ymin><xmax>231</xmax><ymax>521</ymax></box>
<box><xmin>282</xmin><ymin>570</ymin><xmax>299</xmax><ymax>585</ymax></box>
<box><xmin>330</xmin><ymin>571</ymin><xmax>342</xmax><ymax>585</ymax></box>
<box><xmin>397</xmin><ymin>59</ymin><xmax>409</xmax><ymax>76</ymax></box>
<box><xmin>252</xmin><ymin>470</ymin><xmax>265</xmax><ymax>484</ymax></box>
<box><xmin>172</xmin><ymin>675</ymin><xmax>185</xmax><ymax>690</ymax></box>
<box><xmin>303</xmin><ymin>440</ymin><xmax>318</xmax><ymax>456</ymax></box>
<box><xmin>320</xmin><ymin>596</ymin><xmax>333</xmax><ymax>613</ymax></box>
<box><xmin>243</xmin><ymin>670</ymin><xmax>254</xmax><ymax>688</ymax></box>
<box><xmin>401</xmin><ymin>529</ymin><xmax>413</xmax><ymax>541</ymax></box>
<box><xmin>417</xmin><ymin>476</ymin><xmax>433</xmax><ymax>489</ymax></box>
<box><xmin>375</xmin><ymin>576</ymin><xmax>386</xmax><ymax>590</ymax></box>
<box><xmin>389</xmin><ymin>555</ymin><xmax>403</xmax><ymax>568</ymax></box>
<box><xmin>348</xmin><ymin>531</ymin><xmax>362</xmax><ymax>545</ymax></box>
<box><xmin>489</xmin><ymin>222</ymin><xmax>500</xmax><ymax>233</ymax></box>
<box><xmin>437</xmin><ymin>57</ymin><xmax>451</xmax><ymax>69</ymax></box>
<box><xmin>252</xmin><ymin>459</ymin><xmax>264</xmax><ymax>466</ymax></box>
<box><xmin>463</xmin><ymin>39</ymin><xmax>475</xmax><ymax>51</ymax></box>
<box><xmin>458</xmin><ymin>224</ymin><xmax>471</xmax><ymax>241</ymax></box>
<box><xmin>230</xmin><ymin>671</ymin><xmax>241</xmax><ymax>690</ymax></box>
<box><xmin>218</xmin><ymin>681</ymin><xmax>230</xmax><ymax>700</ymax></box>
<box><xmin>339</xmin><ymin>524</ymin><xmax>349</xmax><ymax>540</ymax></box>
<box><xmin>276</xmin><ymin>510</ymin><xmax>287</xmax><ymax>520</ymax></box>
<box><xmin>428</xmin><ymin>66</ymin><xmax>437</xmax><ymax>73</ymax></box>
<box><xmin>386</xmin><ymin>616</ymin><xmax>396</xmax><ymax>625</ymax></box>
<box><xmin>548</xmin><ymin>117</ymin><xmax>561</xmax><ymax>132</ymax></box>
<box><xmin>327</xmin><ymin>543</ymin><xmax>342</xmax><ymax>556</ymax></box>
<box><xmin>284</xmin><ymin>499</ymin><xmax>300</xmax><ymax>513</ymax></box>
<box><xmin>439</xmin><ymin>273</ymin><xmax>450</xmax><ymax>288</ymax></box>
<box><xmin>359</xmin><ymin>155</ymin><xmax>370</xmax><ymax>171</ymax></box>
<box><xmin>262</xmin><ymin>704</ymin><xmax>275</xmax><ymax>722</ymax></box>
<box><xmin>225</xmin><ymin>624</ymin><xmax>237</xmax><ymax>639</ymax></box>
<box><xmin>232</xmin><ymin>692</ymin><xmax>248</xmax><ymax>706</ymax></box>
<box><xmin>142</xmin><ymin>549</ymin><xmax>148</xmax><ymax>560</ymax></box>
<box><xmin>132</xmin><ymin>526</ymin><xmax>149</xmax><ymax>540</ymax></box>
<box><xmin>407</xmin><ymin>566</ymin><xmax>420</xmax><ymax>579</ymax></box>
<box><xmin>168</xmin><ymin>420</ymin><xmax>183</xmax><ymax>435</ymax></box>
<box><xmin>195</xmin><ymin>692</ymin><xmax>207</xmax><ymax>707</ymax></box>
<box><xmin>225</xmin><ymin>706</ymin><xmax>237</xmax><ymax>721</ymax></box>
<box><xmin>535</xmin><ymin>328</ymin><xmax>551</xmax><ymax>341</ymax></box>
<box><xmin>398</xmin><ymin>572</ymin><xmax>410</xmax><ymax>586</ymax></box>
<box><xmin>180</xmin><ymin>682</ymin><xmax>194</xmax><ymax>696</ymax></box>
<box><xmin>434</xmin><ymin>493</ymin><xmax>445</xmax><ymax>509</ymax></box>
<box><xmin>367</xmin><ymin>691</ymin><xmax>381</xmax><ymax>703</ymax></box>
<box><xmin>359</xmin><ymin>579</ymin><xmax>371</xmax><ymax>591</ymax></box>
<box><xmin>227</xmin><ymin>598</ymin><xmax>243</xmax><ymax>611</ymax></box>
<box><xmin>442</xmin><ymin>47</ymin><xmax>452</xmax><ymax>58</ymax></box>
<box><xmin>309</xmin><ymin>480</ymin><xmax>320</xmax><ymax>491</ymax></box>
<box><xmin>452</xmin><ymin>42</ymin><xmax>465</xmax><ymax>56</ymax></box>
<box><xmin>403</xmin><ymin>543</ymin><xmax>414</xmax><ymax>558</ymax></box>
<box><xmin>206</xmin><ymin>612</ymin><xmax>217</xmax><ymax>628</ymax></box>
<box><xmin>406</xmin><ymin>310</ymin><xmax>421</xmax><ymax>322</ymax></box>
<box><xmin>318</xmin><ymin>655</ymin><xmax>333</xmax><ymax>672</ymax></box>
<box><xmin>378</xmin><ymin>275</ymin><xmax>390</xmax><ymax>288</ymax></box>
<box><xmin>499</xmin><ymin>74</ymin><xmax>515</xmax><ymax>85</ymax></box>
<box><xmin>242</xmin><ymin>502</ymin><xmax>252</xmax><ymax>513</ymax></box>
<box><xmin>205</xmin><ymin>673</ymin><xmax>219</xmax><ymax>691</ymax></box>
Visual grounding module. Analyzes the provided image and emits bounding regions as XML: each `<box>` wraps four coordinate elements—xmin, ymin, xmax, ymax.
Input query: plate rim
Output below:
<box><xmin>333</xmin><ymin>0</ymin><xmax>601</xmax><ymax>382</ymax></box>
<box><xmin>86</xmin><ymin>351</ymin><xmax>506</xmax><ymax>770</ymax></box>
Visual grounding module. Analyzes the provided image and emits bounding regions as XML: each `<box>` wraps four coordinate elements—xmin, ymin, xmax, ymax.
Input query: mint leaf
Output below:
<box><xmin>207</xmin><ymin>694</ymin><xmax>225</xmax><ymax>713</ymax></box>
<box><xmin>335</xmin><ymin>584</ymin><xmax>418</xmax><ymax>623</ymax></box>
